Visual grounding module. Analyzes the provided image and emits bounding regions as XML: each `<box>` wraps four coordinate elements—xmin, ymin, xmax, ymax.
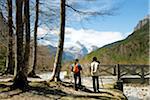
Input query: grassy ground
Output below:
<box><xmin>0</xmin><ymin>79</ymin><xmax>127</xmax><ymax>100</ymax></box>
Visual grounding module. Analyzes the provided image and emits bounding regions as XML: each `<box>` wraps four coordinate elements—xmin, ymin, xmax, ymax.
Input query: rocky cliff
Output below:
<box><xmin>134</xmin><ymin>15</ymin><xmax>149</xmax><ymax>31</ymax></box>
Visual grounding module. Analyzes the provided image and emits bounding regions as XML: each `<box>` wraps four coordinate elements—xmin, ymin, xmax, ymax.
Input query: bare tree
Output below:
<box><xmin>12</xmin><ymin>0</ymin><xmax>28</xmax><ymax>90</ymax></box>
<box><xmin>28</xmin><ymin>0</ymin><xmax>39</xmax><ymax>77</ymax></box>
<box><xmin>50</xmin><ymin>0</ymin><xmax>66</xmax><ymax>82</ymax></box>
<box><xmin>23</xmin><ymin>0</ymin><xmax>30</xmax><ymax>76</ymax></box>
<box><xmin>38</xmin><ymin>0</ymin><xmax>60</xmax><ymax>30</ymax></box>
<box><xmin>2</xmin><ymin>0</ymin><xmax>14</xmax><ymax>75</ymax></box>
<box><xmin>0</xmin><ymin>12</ymin><xmax>8</xmax><ymax>47</ymax></box>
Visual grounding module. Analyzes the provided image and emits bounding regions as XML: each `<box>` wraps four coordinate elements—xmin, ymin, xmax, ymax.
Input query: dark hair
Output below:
<box><xmin>75</xmin><ymin>59</ymin><xmax>79</xmax><ymax>62</ymax></box>
<box><xmin>74</xmin><ymin>59</ymin><xmax>79</xmax><ymax>64</ymax></box>
<box><xmin>92</xmin><ymin>57</ymin><xmax>97</xmax><ymax>61</ymax></box>
<box><xmin>97</xmin><ymin>61</ymin><xmax>100</xmax><ymax>64</ymax></box>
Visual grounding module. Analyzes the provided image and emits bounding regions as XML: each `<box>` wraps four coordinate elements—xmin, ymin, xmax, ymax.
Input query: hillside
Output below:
<box><xmin>33</xmin><ymin>45</ymin><xmax>55</xmax><ymax>72</ymax></box>
<box><xmin>81</xmin><ymin>18</ymin><xmax>149</xmax><ymax>64</ymax></box>
<box><xmin>0</xmin><ymin>43</ymin><xmax>54</xmax><ymax>73</ymax></box>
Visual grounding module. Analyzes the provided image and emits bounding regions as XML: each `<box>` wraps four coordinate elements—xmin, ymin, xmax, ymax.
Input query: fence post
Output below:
<box><xmin>113</xmin><ymin>65</ymin><xmax>116</xmax><ymax>76</ymax></box>
<box><xmin>116</xmin><ymin>80</ymin><xmax>123</xmax><ymax>91</ymax></box>
<box><xmin>117</xmin><ymin>64</ymin><xmax>121</xmax><ymax>80</ymax></box>
<box><xmin>141</xmin><ymin>67</ymin><xmax>145</xmax><ymax>84</ymax></box>
<box><xmin>115</xmin><ymin>64</ymin><xmax>123</xmax><ymax>91</ymax></box>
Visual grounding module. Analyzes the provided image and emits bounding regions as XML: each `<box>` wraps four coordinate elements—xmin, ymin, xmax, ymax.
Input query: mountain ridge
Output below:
<box><xmin>81</xmin><ymin>16</ymin><xmax>149</xmax><ymax>64</ymax></box>
<box><xmin>38</xmin><ymin>39</ymin><xmax>98</xmax><ymax>61</ymax></box>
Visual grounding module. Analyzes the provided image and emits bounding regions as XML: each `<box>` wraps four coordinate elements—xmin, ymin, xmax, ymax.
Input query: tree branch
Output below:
<box><xmin>65</xmin><ymin>4</ymin><xmax>115</xmax><ymax>16</ymax></box>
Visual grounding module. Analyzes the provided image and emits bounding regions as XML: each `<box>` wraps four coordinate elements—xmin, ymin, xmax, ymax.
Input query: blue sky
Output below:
<box><xmin>38</xmin><ymin>0</ymin><xmax>149</xmax><ymax>48</ymax></box>
<box><xmin>1</xmin><ymin>0</ymin><xmax>148</xmax><ymax>49</ymax></box>
<box><xmin>66</xmin><ymin>0</ymin><xmax>149</xmax><ymax>33</ymax></box>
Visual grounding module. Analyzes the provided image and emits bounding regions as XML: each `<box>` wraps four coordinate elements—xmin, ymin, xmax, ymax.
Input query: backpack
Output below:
<box><xmin>73</xmin><ymin>64</ymin><xmax>79</xmax><ymax>73</ymax></box>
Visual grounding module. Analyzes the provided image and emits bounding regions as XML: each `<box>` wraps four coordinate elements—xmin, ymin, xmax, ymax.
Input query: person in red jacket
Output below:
<box><xmin>71</xmin><ymin>59</ymin><xmax>82</xmax><ymax>91</ymax></box>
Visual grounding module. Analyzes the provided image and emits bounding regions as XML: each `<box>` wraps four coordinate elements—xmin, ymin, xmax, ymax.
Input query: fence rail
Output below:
<box><xmin>98</xmin><ymin>64</ymin><xmax>116</xmax><ymax>76</ymax></box>
<box><xmin>83</xmin><ymin>64</ymin><xmax>150</xmax><ymax>91</ymax></box>
<box><xmin>117</xmin><ymin>64</ymin><xmax>150</xmax><ymax>82</ymax></box>
<box><xmin>96</xmin><ymin>64</ymin><xmax>150</xmax><ymax>82</ymax></box>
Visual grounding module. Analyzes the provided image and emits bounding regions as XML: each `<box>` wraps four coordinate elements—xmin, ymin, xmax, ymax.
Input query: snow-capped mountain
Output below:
<box><xmin>37</xmin><ymin>31</ymin><xmax>98</xmax><ymax>61</ymax></box>
<box><xmin>64</xmin><ymin>41</ymin><xmax>89</xmax><ymax>59</ymax></box>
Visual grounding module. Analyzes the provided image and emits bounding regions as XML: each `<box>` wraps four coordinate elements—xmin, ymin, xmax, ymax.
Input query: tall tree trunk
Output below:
<box><xmin>0</xmin><ymin>11</ymin><xmax>7</xmax><ymax>46</ymax></box>
<box><xmin>50</xmin><ymin>0</ymin><xmax>66</xmax><ymax>82</ymax></box>
<box><xmin>3</xmin><ymin>0</ymin><xmax>14</xmax><ymax>75</ymax></box>
<box><xmin>28</xmin><ymin>0</ymin><xmax>39</xmax><ymax>77</ymax></box>
<box><xmin>12</xmin><ymin>0</ymin><xmax>28</xmax><ymax>90</ymax></box>
<box><xmin>23</xmin><ymin>0</ymin><xmax>30</xmax><ymax>76</ymax></box>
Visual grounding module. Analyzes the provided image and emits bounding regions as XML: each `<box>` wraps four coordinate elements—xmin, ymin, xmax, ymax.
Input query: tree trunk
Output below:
<box><xmin>23</xmin><ymin>0</ymin><xmax>30</xmax><ymax>76</ymax></box>
<box><xmin>12</xmin><ymin>0</ymin><xmax>28</xmax><ymax>90</ymax></box>
<box><xmin>50</xmin><ymin>0</ymin><xmax>66</xmax><ymax>82</ymax></box>
<box><xmin>3</xmin><ymin>0</ymin><xmax>14</xmax><ymax>75</ymax></box>
<box><xmin>0</xmin><ymin>11</ymin><xmax>8</xmax><ymax>47</ymax></box>
<box><xmin>28</xmin><ymin>0</ymin><xmax>39</xmax><ymax>77</ymax></box>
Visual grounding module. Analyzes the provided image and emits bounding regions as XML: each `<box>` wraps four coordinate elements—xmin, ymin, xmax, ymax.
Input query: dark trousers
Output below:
<box><xmin>74</xmin><ymin>73</ymin><xmax>81</xmax><ymax>90</ymax></box>
<box><xmin>92</xmin><ymin>76</ymin><xmax>99</xmax><ymax>92</ymax></box>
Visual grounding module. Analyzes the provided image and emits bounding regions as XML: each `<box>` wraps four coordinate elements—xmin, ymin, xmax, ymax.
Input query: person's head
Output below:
<box><xmin>92</xmin><ymin>57</ymin><xmax>97</xmax><ymax>62</ymax></box>
<box><xmin>74</xmin><ymin>59</ymin><xmax>79</xmax><ymax>64</ymax></box>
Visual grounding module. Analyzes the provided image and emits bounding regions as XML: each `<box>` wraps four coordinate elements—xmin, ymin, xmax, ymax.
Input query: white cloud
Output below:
<box><xmin>64</xmin><ymin>27</ymin><xmax>129</xmax><ymax>48</ymax></box>
<box><xmin>37</xmin><ymin>27</ymin><xmax>49</xmax><ymax>37</ymax></box>
<box><xmin>37</xmin><ymin>26</ymin><xmax>131</xmax><ymax>49</ymax></box>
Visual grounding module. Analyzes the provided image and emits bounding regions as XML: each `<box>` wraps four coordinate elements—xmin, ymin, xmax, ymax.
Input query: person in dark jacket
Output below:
<box><xmin>71</xmin><ymin>59</ymin><xmax>82</xmax><ymax>90</ymax></box>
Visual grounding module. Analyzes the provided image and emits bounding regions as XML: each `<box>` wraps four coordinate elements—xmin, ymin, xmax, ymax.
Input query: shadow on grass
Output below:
<box><xmin>60</xmin><ymin>81</ymin><xmax>115</xmax><ymax>93</ymax></box>
<box><xmin>28</xmin><ymin>81</ymin><xmax>104</xmax><ymax>99</ymax></box>
<box><xmin>0</xmin><ymin>84</ymin><xmax>12</xmax><ymax>93</ymax></box>
<box><xmin>29</xmin><ymin>85</ymin><xmax>67</xmax><ymax>96</ymax></box>
<box><xmin>0</xmin><ymin>84</ymin><xmax>24</xmax><ymax>99</ymax></box>
<box><xmin>60</xmin><ymin>81</ymin><xmax>93</xmax><ymax>93</ymax></box>
<box><xmin>70</xmin><ymin>95</ymin><xmax>113</xmax><ymax>99</ymax></box>
<box><xmin>0</xmin><ymin>84</ymin><xmax>9</xmax><ymax>88</ymax></box>
<box><xmin>0</xmin><ymin>81</ymin><xmax>121</xmax><ymax>100</ymax></box>
<box><xmin>59</xmin><ymin>81</ymin><xmax>118</xmax><ymax>99</ymax></box>
<box><xmin>29</xmin><ymin>85</ymin><xmax>103</xmax><ymax>99</ymax></box>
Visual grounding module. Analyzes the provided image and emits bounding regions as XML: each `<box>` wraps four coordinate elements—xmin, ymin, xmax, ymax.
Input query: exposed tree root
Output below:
<box><xmin>11</xmin><ymin>71</ymin><xmax>29</xmax><ymax>91</ymax></box>
<box><xmin>28</xmin><ymin>70</ymin><xmax>40</xmax><ymax>78</ymax></box>
<box><xmin>48</xmin><ymin>76</ymin><xmax>62</xmax><ymax>82</ymax></box>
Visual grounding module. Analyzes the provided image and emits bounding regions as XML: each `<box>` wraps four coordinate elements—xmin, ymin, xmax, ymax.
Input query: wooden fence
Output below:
<box><xmin>117</xmin><ymin>64</ymin><xmax>150</xmax><ymax>82</ymax></box>
<box><xmin>97</xmin><ymin>64</ymin><xmax>150</xmax><ymax>82</ymax></box>
<box><xmin>97</xmin><ymin>64</ymin><xmax>150</xmax><ymax>91</ymax></box>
